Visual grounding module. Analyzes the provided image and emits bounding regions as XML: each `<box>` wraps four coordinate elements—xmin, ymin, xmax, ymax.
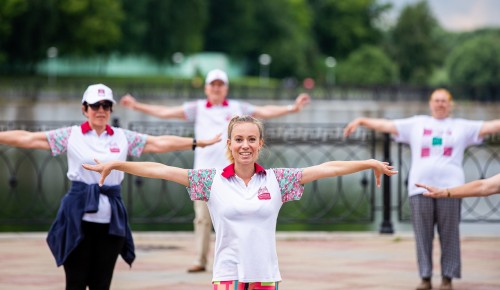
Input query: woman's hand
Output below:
<box><xmin>119</xmin><ymin>94</ymin><xmax>137</xmax><ymax>109</ymax></box>
<box><xmin>82</xmin><ymin>159</ymin><xmax>115</xmax><ymax>186</ymax></box>
<box><xmin>198</xmin><ymin>133</ymin><xmax>222</xmax><ymax>148</ymax></box>
<box><xmin>415</xmin><ymin>183</ymin><xmax>446</xmax><ymax>198</ymax></box>
<box><xmin>371</xmin><ymin>159</ymin><xmax>398</xmax><ymax>188</ymax></box>
<box><xmin>292</xmin><ymin>93</ymin><xmax>311</xmax><ymax>112</ymax></box>
<box><xmin>343</xmin><ymin>118</ymin><xmax>361</xmax><ymax>137</ymax></box>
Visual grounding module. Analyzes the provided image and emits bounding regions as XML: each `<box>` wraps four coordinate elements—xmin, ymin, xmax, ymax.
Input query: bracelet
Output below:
<box><xmin>192</xmin><ymin>138</ymin><xmax>197</xmax><ymax>150</ymax></box>
<box><xmin>446</xmin><ymin>188</ymin><xmax>451</xmax><ymax>198</ymax></box>
<box><xmin>287</xmin><ymin>104</ymin><xmax>294</xmax><ymax>112</ymax></box>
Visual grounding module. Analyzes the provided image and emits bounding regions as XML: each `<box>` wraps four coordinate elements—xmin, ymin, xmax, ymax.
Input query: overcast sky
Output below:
<box><xmin>382</xmin><ymin>0</ymin><xmax>500</xmax><ymax>31</ymax></box>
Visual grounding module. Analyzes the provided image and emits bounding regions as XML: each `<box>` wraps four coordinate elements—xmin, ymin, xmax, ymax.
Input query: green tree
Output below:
<box><xmin>337</xmin><ymin>45</ymin><xmax>397</xmax><ymax>85</ymax></box>
<box><xmin>1</xmin><ymin>0</ymin><xmax>123</xmax><ymax>73</ymax></box>
<box><xmin>204</xmin><ymin>1</ymin><xmax>256</xmax><ymax>57</ymax></box>
<box><xmin>445</xmin><ymin>32</ymin><xmax>500</xmax><ymax>99</ymax></box>
<box><xmin>251</xmin><ymin>0</ymin><xmax>314</xmax><ymax>78</ymax></box>
<box><xmin>308</xmin><ymin>0</ymin><xmax>389</xmax><ymax>59</ymax></box>
<box><xmin>0</xmin><ymin>0</ymin><xmax>28</xmax><ymax>64</ymax></box>
<box><xmin>203</xmin><ymin>0</ymin><xmax>314</xmax><ymax>78</ymax></box>
<box><xmin>120</xmin><ymin>0</ymin><xmax>207</xmax><ymax>62</ymax></box>
<box><xmin>56</xmin><ymin>0</ymin><xmax>124</xmax><ymax>55</ymax></box>
<box><xmin>389</xmin><ymin>1</ymin><xmax>444</xmax><ymax>84</ymax></box>
<box><xmin>1</xmin><ymin>0</ymin><xmax>56</xmax><ymax>72</ymax></box>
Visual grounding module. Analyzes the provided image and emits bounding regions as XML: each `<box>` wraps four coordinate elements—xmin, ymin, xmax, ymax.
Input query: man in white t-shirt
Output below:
<box><xmin>119</xmin><ymin>69</ymin><xmax>311</xmax><ymax>272</ymax></box>
<box><xmin>343</xmin><ymin>88</ymin><xmax>500</xmax><ymax>290</ymax></box>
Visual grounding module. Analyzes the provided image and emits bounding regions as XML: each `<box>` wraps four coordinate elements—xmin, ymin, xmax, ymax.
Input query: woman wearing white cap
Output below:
<box><xmin>0</xmin><ymin>83</ymin><xmax>221</xmax><ymax>290</ymax></box>
<box><xmin>82</xmin><ymin>115</ymin><xmax>397</xmax><ymax>290</ymax></box>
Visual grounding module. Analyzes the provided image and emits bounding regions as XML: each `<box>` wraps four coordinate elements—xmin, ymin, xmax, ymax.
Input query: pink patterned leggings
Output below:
<box><xmin>213</xmin><ymin>281</ymin><xmax>279</xmax><ymax>290</ymax></box>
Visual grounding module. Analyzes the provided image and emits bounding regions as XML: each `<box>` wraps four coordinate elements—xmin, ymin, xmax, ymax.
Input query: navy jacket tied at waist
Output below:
<box><xmin>46</xmin><ymin>181</ymin><xmax>135</xmax><ymax>267</ymax></box>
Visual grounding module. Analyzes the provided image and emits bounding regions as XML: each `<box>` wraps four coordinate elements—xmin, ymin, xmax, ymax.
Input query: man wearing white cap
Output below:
<box><xmin>120</xmin><ymin>69</ymin><xmax>311</xmax><ymax>273</ymax></box>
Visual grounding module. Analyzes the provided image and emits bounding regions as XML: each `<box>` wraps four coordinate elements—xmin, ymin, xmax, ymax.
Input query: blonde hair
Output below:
<box><xmin>225</xmin><ymin>115</ymin><xmax>264</xmax><ymax>163</ymax></box>
<box><xmin>429</xmin><ymin>88</ymin><xmax>453</xmax><ymax>102</ymax></box>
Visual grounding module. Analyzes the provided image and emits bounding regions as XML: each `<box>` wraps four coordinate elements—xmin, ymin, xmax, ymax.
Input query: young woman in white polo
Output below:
<box><xmin>0</xmin><ymin>83</ymin><xmax>220</xmax><ymax>290</ymax></box>
<box><xmin>83</xmin><ymin>115</ymin><xmax>397</xmax><ymax>290</ymax></box>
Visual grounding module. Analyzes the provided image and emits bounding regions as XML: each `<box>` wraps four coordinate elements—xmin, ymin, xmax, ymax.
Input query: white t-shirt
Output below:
<box><xmin>183</xmin><ymin>99</ymin><xmax>255</xmax><ymax>169</ymax></box>
<box><xmin>187</xmin><ymin>163</ymin><xmax>304</xmax><ymax>283</ymax></box>
<box><xmin>46</xmin><ymin>122</ymin><xmax>147</xmax><ymax>222</ymax></box>
<box><xmin>393</xmin><ymin>115</ymin><xmax>483</xmax><ymax>196</ymax></box>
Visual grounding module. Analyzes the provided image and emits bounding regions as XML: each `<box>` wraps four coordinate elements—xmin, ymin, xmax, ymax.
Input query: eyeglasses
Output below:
<box><xmin>88</xmin><ymin>102</ymin><xmax>112</xmax><ymax>111</ymax></box>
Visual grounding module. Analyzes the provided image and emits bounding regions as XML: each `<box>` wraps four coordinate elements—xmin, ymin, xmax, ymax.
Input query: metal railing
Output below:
<box><xmin>1</xmin><ymin>81</ymin><xmax>498</xmax><ymax>102</ymax></box>
<box><xmin>0</xmin><ymin>120</ymin><xmax>499</xmax><ymax>229</ymax></box>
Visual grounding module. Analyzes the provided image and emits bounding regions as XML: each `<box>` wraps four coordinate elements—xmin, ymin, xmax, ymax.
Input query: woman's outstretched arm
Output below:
<box><xmin>82</xmin><ymin>159</ymin><xmax>189</xmax><ymax>187</ymax></box>
<box><xmin>416</xmin><ymin>173</ymin><xmax>500</xmax><ymax>198</ymax></box>
<box><xmin>0</xmin><ymin>131</ymin><xmax>50</xmax><ymax>150</ymax></box>
<box><xmin>301</xmin><ymin>159</ymin><xmax>397</xmax><ymax>187</ymax></box>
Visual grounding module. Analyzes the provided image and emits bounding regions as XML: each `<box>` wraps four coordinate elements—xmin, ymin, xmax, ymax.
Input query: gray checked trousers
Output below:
<box><xmin>410</xmin><ymin>194</ymin><xmax>461</xmax><ymax>279</ymax></box>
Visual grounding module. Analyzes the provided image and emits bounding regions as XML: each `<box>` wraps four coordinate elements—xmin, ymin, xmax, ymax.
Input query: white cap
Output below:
<box><xmin>81</xmin><ymin>84</ymin><xmax>116</xmax><ymax>104</ymax></box>
<box><xmin>205</xmin><ymin>69</ymin><xmax>228</xmax><ymax>85</ymax></box>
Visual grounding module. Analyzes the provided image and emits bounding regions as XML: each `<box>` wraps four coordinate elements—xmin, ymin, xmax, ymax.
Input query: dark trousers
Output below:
<box><xmin>63</xmin><ymin>221</ymin><xmax>125</xmax><ymax>290</ymax></box>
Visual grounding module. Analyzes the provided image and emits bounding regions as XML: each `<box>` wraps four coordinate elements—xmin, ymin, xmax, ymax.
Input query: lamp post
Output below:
<box><xmin>47</xmin><ymin>46</ymin><xmax>58</xmax><ymax>85</ymax></box>
<box><xmin>172</xmin><ymin>52</ymin><xmax>184</xmax><ymax>65</ymax></box>
<box><xmin>325</xmin><ymin>56</ymin><xmax>336</xmax><ymax>87</ymax></box>
<box><xmin>259</xmin><ymin>53</ymin><xmax>272</xmax><ymax>86</ymax></box>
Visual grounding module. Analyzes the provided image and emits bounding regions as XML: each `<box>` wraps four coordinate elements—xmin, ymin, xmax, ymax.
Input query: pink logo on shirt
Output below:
<box><xmin>443</xmin><ymin>147</ymin><xmax>453</xmax><ymax>156</ymax></box>
<box><xmin>423</xmin><ymin>128</ymin><xmax>432</xmax><ymax>136</ymax></box>
<box><xmin>109</xmin><ymin>142</ymin><xmax>120</xmax><ymax>153</ymax></box>
<box><xmin>258</xmin><ymin>186</ymin><xmax>271</xmax><ymax>200</ymax></box>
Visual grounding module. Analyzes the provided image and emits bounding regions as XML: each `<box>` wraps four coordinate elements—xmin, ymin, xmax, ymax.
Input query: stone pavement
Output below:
<box><xmin>0</xmin><ymin>232</ymin><xmax>499</xmax><ymax>290</ymax></box>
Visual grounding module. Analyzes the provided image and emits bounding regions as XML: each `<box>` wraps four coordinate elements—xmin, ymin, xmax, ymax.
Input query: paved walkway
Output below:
<box><xmin>0</xmin><ymin>232</ymin><xmax>499</xmax><ymax>290</ymax></box>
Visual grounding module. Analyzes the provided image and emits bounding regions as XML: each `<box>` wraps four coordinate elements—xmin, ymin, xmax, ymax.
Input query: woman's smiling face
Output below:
<box><xmin>227</xmin><ymin>122</ymin><xmax>263</xmax><ymax>165</ymax></box>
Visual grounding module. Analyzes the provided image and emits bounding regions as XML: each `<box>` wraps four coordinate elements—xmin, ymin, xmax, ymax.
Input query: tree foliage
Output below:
<box><xmin>1</xmin><ymin>0</ymin><xmax>56</xmax><ymax>71</ymax></box>
<box><xmin>1</xmin><ymin>0</ymin><xmax>496</xmax><ymax>88</ymax></box>
<box><xmin>445</xmin><ymin>32</ymin><xmax>500</xmax><ymax>87</ymax></box>
<box><xmin>337</xmin><ymin>45</ymin><xmax>397</xmax><ymax>85</ymax></box>
<box><xmin>0</xmin><ymin>0</ymin><xmax>27</xmax><ymax>63</ymax></box>
<box><xmin>203</xmin><ymin>0</ymin><xmax>314</xmax><ymax>78</ymax></box>
<box><xmin>0</xmin><ymin>0</ymin><xmax>123</xmax><ymax>73</ymax></box>
<box><xmin>56</xmin><ymin>0</ymin><xmax>124</xmax><ymax>55</ymax></box>
<box><xmin>204</xmin><ymin>1</ymin><xmax>256</xmax><ymax>57</ymax></box>
<box><xmin>250</xmin><ymin>0</ymin><xmax>314</xmax><ymax>78</ymax></box>
<box><xmin>308</xmin><ymin>0</ymin><xmax>389</xmax><ymax>59</ymax></box>
<box><xmin>120</xmin><ymin>0</ymin><xmax>207</xmax><ymax>62</ymax></box>
<box><xmin>389</xmin><ymin>1</ymin><xmax>444</xmax><ymax>84</ymax></box>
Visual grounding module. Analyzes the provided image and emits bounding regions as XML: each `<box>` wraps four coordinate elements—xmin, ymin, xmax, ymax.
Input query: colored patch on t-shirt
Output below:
<box><xmin>423</xmin><ymin>128</ymin><xmax>432</xmax><ymax>136</ymax></box>
<box><xmin>443</xmin><ymin>147</ymin><xmax>453</xmax><ymax>156</ymax></box>
<box><xmin>432</xmin><ymin>137</ymin><xmax>442</xmax><ymax>146</ymax></box>
<box><xmin>421</xmin><ymin>147</ymin><xmax>430</xmax><ymax>157</ymax></box>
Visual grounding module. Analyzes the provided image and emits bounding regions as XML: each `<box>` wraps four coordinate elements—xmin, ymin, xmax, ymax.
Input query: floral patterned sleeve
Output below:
<box><xmin>273</xmin><ymin>168</ymin><xmax>304</xmax><ymax>203</ymax></box>
<box><xmin>123</xmin><ymin>129</ymin><xmax>147</xmax><ymax>157</ymax></box>
<box><xmin>186</xmin><ymin>169</ymin><xmax>216</xmax><ymax>201</ymax></box>
<box><xmin>45</xmin><ymin>127</ymin><xmax>72</xmax><ymax>156</ymax></box>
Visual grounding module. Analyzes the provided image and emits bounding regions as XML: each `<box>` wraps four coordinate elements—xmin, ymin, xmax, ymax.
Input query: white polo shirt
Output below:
<box><xmin>393</xmin><ymin>115</ymin><xmax>483</xmax><ymax>196</ymax></box>
<box><xmin>187</xmin><ymin>163</ymin><xmax>304</xmax><ymax>283</ymax></box>
<box><xmin>183</xmin><ymin>99</ymin><xmax>255</xmax><ymax>170</ymax></box>
<box><xmin>46</xmin><ymin>122</ymin><xmax>147</xmax><ymax>222</ymax></box>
